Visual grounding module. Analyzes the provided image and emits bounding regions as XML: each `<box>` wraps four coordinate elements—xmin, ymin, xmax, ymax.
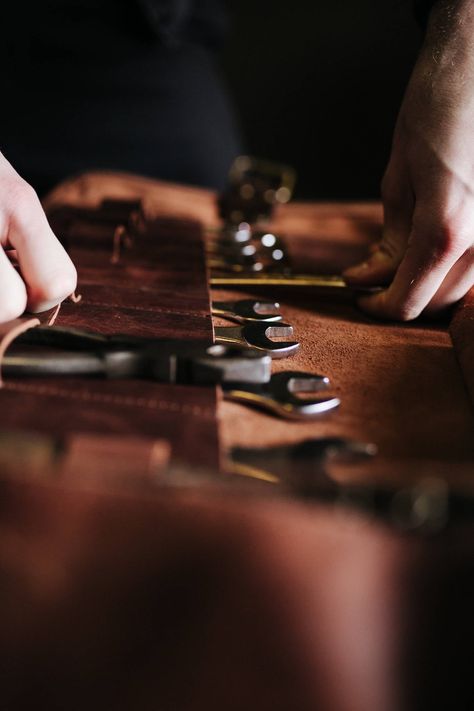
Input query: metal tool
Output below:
<box><xmin>4</xmin><ymin>327</ymin><xmax>272</xmax><ymax>385</ymax></box>
<box><xmin>218</xmin><ymin>155</ymin><xmax>297</xmax><ymax>225</ymax></box>
<box><xmin>251</xmin><ymin>230</ymin><xmax>290</xmax><ymax>268</ymax></box>
<box><xmin>209</xmin><ymin>226</ymin><xmax>290</xmax><ymax>271</ymax></box>
<box><xmin>207</xmin><ymin>258</ymin><xmax>265</xmax><ymax>274</ymax></box>
<box><xmin>215</xmin><ymin>222</ymin><xmax>252</xmax><ymax>245</ymax></box>
<box><xmin>229</xmin><ymin>439</ymin><xmax>474</xmax><ymax>532</ymax></box>
<box><xmin>212</xmin><ymin>299</ymin><xmax>283</xmax><ymax>323</ymax></box>
<box><xmin>214</xmin><ymin>322</ymin><xmax>299</xmax><ymax>358</ymax></box>
<box><xmin>207</xmin><ymin>241</ymin><xmax>260</xmax><ymax>266</ymax></box>
<box><xmin>3</xmin><ymin>326</ymin><xmax>339</xmax><ymax>420</ymax></box>
<box><xmin>223</xmin><ymin>371</ymin><xmax>340</xmax><ymax>419</ymax></box>
<box><xmin>210</xmin><ymin>273</ymin><xmax>384</xmax><ymax>293</ymax></box>
<box><xmin>230</xmin><ymin>438</ymin><xmax>375</xmax><ymax>485</ymax></box>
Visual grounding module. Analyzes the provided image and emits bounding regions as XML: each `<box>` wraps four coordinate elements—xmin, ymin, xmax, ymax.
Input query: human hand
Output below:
<box><xmin>344</xmin><ymin>0</ymin><xmax>474</xmax><ymax>320</ymax></box>
<box><xmin>0</xmin><ymin>152</ymin><xmax>77</xmax><ymax>323</ymax></box>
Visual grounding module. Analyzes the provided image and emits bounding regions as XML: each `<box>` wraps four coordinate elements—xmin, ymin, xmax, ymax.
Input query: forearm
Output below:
<box><xmin>344</xmin><ymin>0</ymin><xmax>474</xmax><ymax>319</ymax></box>
<box><xmin>407</xmin><ymin>0</ymin><xmax>474</xmax><ymax>168</ymax></box>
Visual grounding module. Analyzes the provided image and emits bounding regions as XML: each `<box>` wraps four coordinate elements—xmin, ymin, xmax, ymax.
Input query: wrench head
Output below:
<box><xmin>241</xmin><ymin>321</ymin><xmax>300</xmax><ymax>358</ymax></box>
<box><xmin>223</xmin><ymin>371</ymin><xmax>339</xmax><ymax>419</ymax></box>
<box><xmin>234</xmin><ymin>299</ymin><xmax>282</xmax><ymax>322</ymax></box>
<box><xmin>269</xmin><ymin>371</ymin><xmax>340</xmax><ymax>417</ymax></box>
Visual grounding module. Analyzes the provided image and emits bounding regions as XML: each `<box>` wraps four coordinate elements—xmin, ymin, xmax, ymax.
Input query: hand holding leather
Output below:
<box><xmin>0</xmin><ymin>152</ymin><xmax>77</xmax><ymax>321</ymax></box>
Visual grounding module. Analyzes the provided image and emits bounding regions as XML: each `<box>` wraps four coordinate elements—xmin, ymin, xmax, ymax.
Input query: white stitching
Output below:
<box><xmin>3</xmin><ymin>381</ymin><xmax>216</xmax><ymax>419</ymax></box>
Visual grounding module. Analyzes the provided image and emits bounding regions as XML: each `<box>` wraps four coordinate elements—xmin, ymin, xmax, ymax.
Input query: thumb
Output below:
<box><xmin>344</xmin><ymin>165</ymin><xmax>414</xmax><ymax>285</ymax></box>
<box><xmin>343</xmin><ymin>234</ymin><xmax>405</xmax><ymax>286</ymax></box>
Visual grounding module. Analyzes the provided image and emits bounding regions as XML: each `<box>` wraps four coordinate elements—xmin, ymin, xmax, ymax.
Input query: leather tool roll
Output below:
<box><xmin>0</xmin><ymin>174</ymin><xmax>220</xmax><ymax>470</ymax></box>
<box><xmin>0</xmin><ymin>174</ymin><xmax>473</xmax><ymax>711</ymax></box>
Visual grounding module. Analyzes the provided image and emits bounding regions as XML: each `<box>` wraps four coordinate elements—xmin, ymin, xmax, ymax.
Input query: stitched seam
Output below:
<box><xmin>62</xmin><ymin>300</ymin><xmax>210</xmax><ymax>318</ymax></box>
<box><xmin>3</xmin><ymin>382</ymin><xmax>216</xmax><ymax>419</ymax></box>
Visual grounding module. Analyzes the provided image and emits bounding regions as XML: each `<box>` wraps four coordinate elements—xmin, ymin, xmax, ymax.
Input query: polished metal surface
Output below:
<box><xmin>211</xmin><ymin>272</ymin><xmax>383</xmax><ymax>292</ymax></box>
<box><xmin>212</xmin><ymin>299</ymin><xmax>282</xmax><ymax>323</ymax></box>
<box><xmin>214</xmin><ymin>321</ymin><xmax>300</xmax><ymax>358</ymax></box>
<box><xmin>4</xmin><ymin>327</ymin><xmax>273</xmax><ymax>385</ymax></box>
<box><xmin>223</xmin><ymin>370</ymin><xmax>340</xmax><ymax>420</ymax></box>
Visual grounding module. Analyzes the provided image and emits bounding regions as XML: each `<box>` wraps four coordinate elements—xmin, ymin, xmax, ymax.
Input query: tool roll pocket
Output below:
<box><xmin>0</xmin><ymin>172</ymin><xmax>220</xmax><ymax>471</ymax></box>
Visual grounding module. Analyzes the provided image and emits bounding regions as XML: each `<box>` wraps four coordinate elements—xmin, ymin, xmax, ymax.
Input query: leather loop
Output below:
<box><xmin>0</xmin><ymin>318</ymin><xmax>41</xmax><ymax>387</ymax></box>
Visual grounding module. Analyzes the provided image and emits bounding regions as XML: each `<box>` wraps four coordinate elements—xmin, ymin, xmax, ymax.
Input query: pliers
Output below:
<box><xmin>3</xmin><ymin>327</ymin><xmax>271</xmax><ymax>385</ymax></box>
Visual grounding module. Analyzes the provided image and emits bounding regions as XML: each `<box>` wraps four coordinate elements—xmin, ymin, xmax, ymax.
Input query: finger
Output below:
<box><xmin>0</xmin><ymin>246</ymin><xmax>28</xmax><ymax>322</ymax></box>
<box><xmin>344</xmin><ymin>160</ymin><xmax>414</xmax><ymax>285</ymax></box>
<box><xmin>358</xmin><ymin>213</ymin><xmax>470</xmax><ymax>321</ymax></box>
<box><xmin>425</xmin><ymin>246</ymin><xmax>474</xmax><ymax>313</ymax></box>
<box><xmin>343</xmin><ymin>243</ymin><xmax>402</xmax><ymax>286</ymax></box>
<box><xmin>5</xmin><ymin>182</ymin><xmax>77</xmax><ymax>312</ymax></box>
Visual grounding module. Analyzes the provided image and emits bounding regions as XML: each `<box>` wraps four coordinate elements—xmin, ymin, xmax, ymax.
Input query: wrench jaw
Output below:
<box><xmin>234</xmin><ymin>299</ymin><xmax>282</xmax><ymax>322</ymax></box>
<box><xmin>270</xmin><ymin>372</ymin><xmax>341</xmax><ymax>418</ymax></box>
<box><xmin>241</xmin><ymin>322</ymin><xmax>300</xmax><ymax>358</ymax></box>
<box><xmin>214</xmin><ymin>322</ymin><xmax>300</xmax><ymax>358</ymax></box>
<box><xmin>251</xmin><ymin>301</ymin><xmax>282</xmax><ymax>319</ymax></box>
<box><xmin>223</xmin><ymin>371</ymin><xmax>340</xmax><ymax>420</ymax></box>
<box><xmin>211</xmin><ymin>299</ymin><xmax>283</xmax><ymax>324</ymax></box>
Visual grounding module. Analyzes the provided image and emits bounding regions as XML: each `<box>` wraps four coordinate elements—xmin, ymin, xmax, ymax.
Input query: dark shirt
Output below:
<box><xmin>0</xmin><ymin>1</ymin><xmax>438</xmax><ymax>194</ymax></box>
<box><xmin>1</xmin><ymin>1</ymin><xmax>240</xmax><ymax>194</ymax></box>
<box><xmin>414</xmin><ymin>0</ymin><xmax>440</xmax><ymax>28</ymax></box>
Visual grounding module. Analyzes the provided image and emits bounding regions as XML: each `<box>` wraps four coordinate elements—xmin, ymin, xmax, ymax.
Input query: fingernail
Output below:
<box><xmin>343</xmin><ymin>261</ymin><xmax>369</xmax><ymax>278</ymax></box>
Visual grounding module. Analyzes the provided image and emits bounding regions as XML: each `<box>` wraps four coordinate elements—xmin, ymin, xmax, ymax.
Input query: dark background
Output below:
<box><xmin>219</xmin><ymin>0</ymin><xmax>422</xmax><ymax>199</ymax></box>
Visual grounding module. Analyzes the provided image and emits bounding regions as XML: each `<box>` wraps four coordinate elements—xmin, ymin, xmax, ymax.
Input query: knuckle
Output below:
<box><xmin>0</xmin><ymin>179</ymin><xmax>41</xmax><ymax>239</ymax></box>
<box><xmin>2</xmin><ymin>178</ymin><xmax>38</xmax><ymax>213</ymax></box>
<box><xmin>414</xmin><ymin>214</ymin><xmax>469</xmax><ymax>259</ymax></box>
<box><xmin>434</xmin><ymin>222</ymin><xmax>463</xmax><ymax>257</ymax></box>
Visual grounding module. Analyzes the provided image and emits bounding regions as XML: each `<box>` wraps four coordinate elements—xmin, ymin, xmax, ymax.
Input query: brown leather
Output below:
<box><xmin>0</xmin><ymin>475</ymin><xmax>472</xmax><ymax>711</ymax></box>
<box><xmin>0</xmin><ymin>181</ymin><xmax>220</xmax><ymax>469</ymax></box>
<box><xmin>37</xmin><ymin>174</ymin><xmax>474</xmax><ymax>484</ymax></box>
<box><xmin>0</xmin><ymin>173</ymin><xmax>472</xmax><ymax>711</ymax></box>
<box><xmin>216</xmin><ymin>202</ymin><xmax>474</xmax><ymax>491</ymax></box>
<box><xmin>0</xmin><ymin>430</ymin><xmax>171</xmax><ymax>487</ymax></box>
<box><xmin>43</xmin><ymin>170</ymin><xmax>219</xmax><ymax>227</ymax></box>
